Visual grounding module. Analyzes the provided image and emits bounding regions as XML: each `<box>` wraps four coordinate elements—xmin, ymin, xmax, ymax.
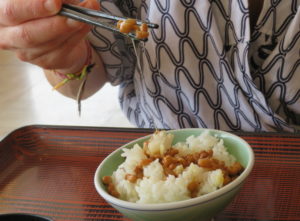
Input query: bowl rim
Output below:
<box><xmin>94</xmin><ymin>128</ymin><xmax>255</xmax><ymax>211</ymax></box>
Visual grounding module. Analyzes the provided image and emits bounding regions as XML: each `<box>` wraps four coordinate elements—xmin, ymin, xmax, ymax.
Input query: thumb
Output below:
<box><xmin>0</xmin><ymin>0</ymin><xmax>62</xmax><ymax>26</ymax></box>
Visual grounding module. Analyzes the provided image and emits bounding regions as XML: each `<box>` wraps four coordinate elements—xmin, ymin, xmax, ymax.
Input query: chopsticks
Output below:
<box><xmin>59</xmin><ymin>4</ymin><xmax>159</xmax><ymax>41</ymax></box>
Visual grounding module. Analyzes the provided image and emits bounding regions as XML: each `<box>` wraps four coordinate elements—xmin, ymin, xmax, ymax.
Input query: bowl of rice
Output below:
<box><xmin>94</xmin><ymin>129</ymin><xmax>254</xmax><ymax>221</ymax></box>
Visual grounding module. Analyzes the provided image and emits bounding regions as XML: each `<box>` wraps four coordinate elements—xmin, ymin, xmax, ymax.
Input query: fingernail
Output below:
<box><xmin>67</xmin><ymin>18</ymin><xmax>83</xmax><ymax>28</ymax></box>
<box><xmin>44</xmin><ymin>0</ymin><xmax>57</xmax><ymax>13</ymax></box>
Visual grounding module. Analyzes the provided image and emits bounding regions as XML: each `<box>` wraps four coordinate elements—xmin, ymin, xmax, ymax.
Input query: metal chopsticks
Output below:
<box><xmin>59</xmin><ymin>4</ymin><xmax>159</xmax><ymax>41</ymax></box>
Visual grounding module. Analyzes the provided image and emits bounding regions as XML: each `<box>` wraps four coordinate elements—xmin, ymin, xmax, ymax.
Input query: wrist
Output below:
<box><xmin>52</xmin><ymin>40</ymin><xmax>94</xmax><ymax>90</ymax></box>
<box><xmin>54</xmin><ymin>40</ymin><xmax>92</xmax><ymax>76</ymax></box>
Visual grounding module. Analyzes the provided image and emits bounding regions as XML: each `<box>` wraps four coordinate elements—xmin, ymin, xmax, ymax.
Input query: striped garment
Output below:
<box><xmin>89</xmin><ymin>0</ymin><xmax>300</xmax><ymax>132</ymax></box>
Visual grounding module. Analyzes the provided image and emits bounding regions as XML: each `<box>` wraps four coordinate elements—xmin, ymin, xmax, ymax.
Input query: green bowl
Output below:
<box><xmin>94</xmin><ymin>129</ymin><xmax>254</xmax><ymax>221</ymax></box>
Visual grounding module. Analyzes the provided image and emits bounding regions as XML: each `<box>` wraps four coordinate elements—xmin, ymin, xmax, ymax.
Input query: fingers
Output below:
<box><xmin>0</xmin><ymin>0</ymin><xmax>62</xmax><ymax>26</ymax></box>
<box><xmin>0</xmin><ymin>0</ymin><xmax>100</xmax><ymax>71</ymax></box>
<box><xmin>0</xmin><ymin>0</ymin><xmax>100</xmax><ymax>49</ymax></box>
<box><xmin>0</xmin><ymin>0</ymin><xmax>99</xmax><ymax>50</ymax></box>
<box><xmin>22</xmin><ymin>28</ymin><xmax>91</xmax><ymax>70</ymax></box>
<box><xmin>63</xmin><ymin>0</ymin><xmax>81</xmax><ymax>4</ymax></box>
<box><xmin>14</xmin><ymin>26</ymin><xmax>90</xmax><ymax>66</ymax></box>
<box><xmin>80</xmin><ymin>0</ymin><xmax>100</xmax><ymax>12</ymax></box>
<box><xmin>0</xmin><ymin>16</ymin><xmax>85</xmax><ymax>50</ymax></box>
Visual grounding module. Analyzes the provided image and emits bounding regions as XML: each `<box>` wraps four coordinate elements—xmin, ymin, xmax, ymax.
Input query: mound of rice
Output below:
<box><xmin>105</xmin><ymin>130</ymin><xmax>241</xmax><ymax>204</ymax></box>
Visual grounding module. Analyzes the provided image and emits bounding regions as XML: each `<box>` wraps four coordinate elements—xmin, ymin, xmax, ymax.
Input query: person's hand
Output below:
<box><xmin>0</xmin><ymin>0</ymin><xmax>100</xmax><ymax>73</ymax></box>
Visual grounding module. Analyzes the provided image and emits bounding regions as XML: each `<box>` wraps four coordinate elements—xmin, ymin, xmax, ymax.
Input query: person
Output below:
<box><xmin>1</xmin><ymin>0</ymin><xmax>300</xmax><ymax>132</ymax></box>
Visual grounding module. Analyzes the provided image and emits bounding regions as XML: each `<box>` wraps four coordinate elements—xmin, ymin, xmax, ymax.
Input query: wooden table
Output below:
<box><xmin>0</xmin><ymin>125</ymin><xmax>299</xmax><ymax>221</ymax></box>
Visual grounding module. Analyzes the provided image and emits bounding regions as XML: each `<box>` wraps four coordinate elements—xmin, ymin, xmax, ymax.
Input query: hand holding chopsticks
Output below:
<box><xmin>59</xmin><ymin>4</ymin><xmax>159</xmax><ymax>42</ymax></box>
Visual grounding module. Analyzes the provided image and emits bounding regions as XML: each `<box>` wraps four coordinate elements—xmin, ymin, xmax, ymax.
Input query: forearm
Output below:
<box><xmin>44</xmin><ymin>46</ymin><xmax>108</xmax><ymax>100</ymax></box>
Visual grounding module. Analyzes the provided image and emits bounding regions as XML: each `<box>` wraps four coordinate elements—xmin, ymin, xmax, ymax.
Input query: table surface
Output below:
<box><xmin>0</xmin><ymin>125</ymin><xmax>300</xmax><ymax>221</ymax></box>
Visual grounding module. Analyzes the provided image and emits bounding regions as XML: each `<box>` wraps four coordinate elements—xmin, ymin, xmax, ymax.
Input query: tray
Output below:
<box><xmin>1</xmin><ymin>125</ymin><xmax>300</xmax><ymax>221</ymax></box>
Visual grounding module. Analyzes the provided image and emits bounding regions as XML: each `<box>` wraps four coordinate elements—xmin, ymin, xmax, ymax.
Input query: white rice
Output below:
<box><xmin>110</xmin><ymin>130</ymin><xmax>239</xmax><ymax>204</ymax></box>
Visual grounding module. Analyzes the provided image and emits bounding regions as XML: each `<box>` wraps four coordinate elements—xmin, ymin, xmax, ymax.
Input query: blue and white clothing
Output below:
<box><xmin>89</xmin><ymin>0</ymin><xmax>300</xmax><ymax>132</ymax></box>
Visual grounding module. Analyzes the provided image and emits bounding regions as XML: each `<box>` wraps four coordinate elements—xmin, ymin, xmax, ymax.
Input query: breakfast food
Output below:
<box><xmin>116</xmin><ymin>19</ymin><xmax>149</xmax><ymax>39</ymax></box>
<box><xmin>102</xmin><ymin>130</ymin><xmax>244</xmax><ymax>204</ymax></box>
